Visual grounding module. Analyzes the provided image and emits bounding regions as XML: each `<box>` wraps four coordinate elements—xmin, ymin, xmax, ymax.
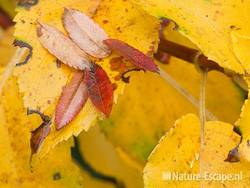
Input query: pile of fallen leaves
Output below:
<box><xmin>1</xmin><ymin>0</ymin><xmax>250</xmax><ymax>187</ymax></box>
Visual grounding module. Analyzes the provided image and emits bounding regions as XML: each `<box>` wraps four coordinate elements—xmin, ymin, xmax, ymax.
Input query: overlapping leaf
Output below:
<box><xmin>13</xmin><ymin>0</ymin><xmax>160</xmax><ymax>156</ymax></box>
<box><xmin>99</xmin><ymin>25</ymin><xmax>244</xmax><ymax>166</ymax></box>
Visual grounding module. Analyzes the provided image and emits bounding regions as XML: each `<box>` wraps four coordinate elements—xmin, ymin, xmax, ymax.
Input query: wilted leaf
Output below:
<box><xmin>55</xmin><ymin>71</ymin><xmax>88</xmax><ymax>130</ymax></box>
<box><xmin>104</xmin><ymin>39</ymin><xmax>159</xmax><ymax>73</ymax></box>
<box><xmin>37</xmin><ymin>22</ymin><xmax>91</xmax><ymax>70</ymax></box>
<box><xmin>63</xmin><ymin>8</ymin><xmax>110</xmax><ymax>58</ymax></box>
<box><xmin>144</xmin><ymin>114</ymin><xmax>250</xmax><ymax>187</ymax></box>
<box><xmin>85</xmin><ymin>63</ymin><xmax>114</xmax><ymax>117</ymax></box>
<box><xmin>30</xmin><ymin>119</ymin><xmax>51</xmax><ymax>155</ymax></box>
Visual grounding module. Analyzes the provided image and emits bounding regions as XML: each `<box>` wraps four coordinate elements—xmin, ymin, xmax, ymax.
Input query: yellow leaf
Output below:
<box><xmin>99</xmin><ymin>25</ymin><xmax>244</xmax><ymax>165</ymax></box>
<box><xmin>236</xmin><ymin>83</ymin><xmax>250</xmax><ymax>161</ymax></box>
<box><xmin>144</xmin><ymin>114</ymin><xmax>250</xmax><ymax>187</ymax></box>
<box><xmin>133</xmin><ymin>0</ymin><xmax>250</xmax><ymax>74</ymax></box>
<box><xmin>13</xmin><ymin>0</ymin><xmax>159</xmax><ymax>157</ymax></box>
<box><xmin>78</xmin><ymin>125</ymin><xmax>143</xmax><ymax>188</ymax></box>
<box><xmin>0</xmin><ymin>76</ymin><xmax>85</xmax><ymax>187</ymax></box>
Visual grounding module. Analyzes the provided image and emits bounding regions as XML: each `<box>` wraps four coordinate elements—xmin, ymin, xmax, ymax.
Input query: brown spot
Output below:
<box><xmin>53</xmin><ymin>172</ymin><xmax>61</xmax><ymax>180</ymax></box>
<box><xmin>56</xmin><ymin>59</ymin><xmax>62</xmax><ymax>68</ymax></box>
<box><xmin>247</xmin><ymin>140</ymin><xmax>250</xmax><ymax>147</ymax></box>
<box><xmin>102</xmin><ymin>20</ymin><xmax>109</xmax><ymax>24</ymax></box>
<box><xmin>112</xmin><ymin>83</ymin><xmax>118</xmax><ymax>91</ymax></box>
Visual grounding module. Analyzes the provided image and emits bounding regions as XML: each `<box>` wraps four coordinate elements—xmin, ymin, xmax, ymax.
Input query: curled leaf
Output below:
<box><xmin>63</xmin><ymin>8</ymin><xmax>110</xmax><ymax>58</ymax></box>
<box><xmin>29</xmin><ymin>110</ymin><xmax>51</xmax><ymax>155</ymax></box>
<box><xmin>55</xmin><ymin>71</ymin><xmax>89</xmax><ymax>130</ymax></box>
<box><xmin>85</xmin><ymin>63</ymin><xmax>113</xmax><ymax>117</ymax></box>
<box><xmin>37</xmin><ymin>22</ymin><xmax>91</xmax><ymax>70</ymax></box>
<box><xmin>13</xmin><ymin>40</ymin><xmax>33</xmax><ymax>66</ymax></box>
<box><xmin>30</xmin><ymin>121</ymin><xmax>51</xmax><ymax>155</ymax></box>
<box><xmin>104</xmin><ymin>39</ymin><xmax>159</xmax><ymax>73</ymax></box>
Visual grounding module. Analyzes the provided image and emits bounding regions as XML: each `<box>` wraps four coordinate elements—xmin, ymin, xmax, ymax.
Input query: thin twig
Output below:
<box><xmin>158</xmin><ymin>38</ymin><xmax>224</xmax><ymax>72</ymax></box>
<box><xmin>0</xmin><ymin>48</ymin><xmax>27</xmax><ymax>95</ymax></box>
<box><xmin>199</xmin><ymin>69</ymin><xmax>208</xmax><ymax>188</ymax></box>
<box><xmin>158</xmin><ymin>67</ymin><xmax>217</xmax><ymax>121</ymax></box>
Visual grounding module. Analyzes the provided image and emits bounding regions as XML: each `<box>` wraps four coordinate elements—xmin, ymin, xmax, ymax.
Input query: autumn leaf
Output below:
<box><xmin>85</xmin><ymin>63</ymin><xmax>114</xmax><ymax>117</ymax></box>
<box><xmin>55</xmin><ymin>71</ymin><xmax>89</xmax><ymax>130</ymax></box>
<box><xmin>99</xmin><ymin>24</ymin><xmax>244</xmax><ymax>165</ymax></box>
<box><xmin>143</xmin><ymin>114</ymin><xmax>250</xmax><ymax>187</ymax></box>
<box><xmin>133</xmin><ymin>0</ymin><xmax>250</xmax><ymax>74</ymax></box>
<box><xmin>30</xmin><ymin>119</ymin><xmax>51</xmax><ymax>155</ymax></box>
<box><xmin>63</xmin><ymin>8</ymin><xmax>110</xmax><ymax>58</ymax></box>
<box><xmin>37</xmin><ymin>22</ymin><xmax>91</xmax><ymax>70</ymax></box>
<box><xmin>0</xmin><ymin>76</ymin><xmax>85</xmax><ymax>187</ymax></box>
<box><xmin>13</xmin><ymin>0</ymin><xmax>159</xmax><ymax>157</ymax></box>
<box><xmin>78</xmin><ymin>125</ymin><xmax>144</xmax><ymax>188</ymax></box>
<box><xmin>104</xmin><ymin>39</ymin><xmax>159</xmax><ymax>73</ymax></box>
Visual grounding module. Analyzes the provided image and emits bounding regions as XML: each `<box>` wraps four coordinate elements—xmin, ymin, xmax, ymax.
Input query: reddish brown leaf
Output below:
<box><xmin>63</xmin><ymin>8</ymin><xmax>110</xmax><ymax>58</ymax></box>
<box><xmin>30</xmin><ymin>121</ymin><xmax>51</xmax><ymax>155</ymax></box>
<box><xmin>37</xmin><ymin>22</ymin><xmax>91</xmax><ymax>70</ymax></box>
<box><xmin>85</xmin><ymin>63</ymin><xmax>114</xmax><ymax>117</ymax></box>
<box><xmin>55</xmin><ymin>71</ymin><xmax>89</xmax><ymax>130</ymax></box>
<box><xmin>104</xmin><ymin>39</ymin><xmax>159</xmax><ymax>73</ymax></box>
<box><xmin>0</xmin><ymin>8</ymin><xmax>13</xmax><ymax>29</ymax></box>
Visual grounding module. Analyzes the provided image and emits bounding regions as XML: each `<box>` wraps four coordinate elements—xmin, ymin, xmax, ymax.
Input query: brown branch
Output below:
<box><xmin>157</xmin><ymin>38</ymin><xmax>224</xmax><ymax>72</ymax></box>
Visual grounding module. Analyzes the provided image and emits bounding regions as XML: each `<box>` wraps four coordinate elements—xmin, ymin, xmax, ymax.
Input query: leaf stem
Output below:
<box><xmin>199</xmin><ymin>69</ymin><xmax>208</xmax><ymax>187</ymax></box>
<box><xmin>0</xmin><ymin>48</ymin><xmax>27</xmax><ymax>95</ymax></box>
<box><xmin>158</xmin><ymin>67</ymin><xmax>217</xmax><ymax>120</ymax></box>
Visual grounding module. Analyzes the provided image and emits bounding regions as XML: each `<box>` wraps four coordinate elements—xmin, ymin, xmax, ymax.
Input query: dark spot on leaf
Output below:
<box><xmin>102</xmin><ymin>20</ymin><xmax>109</xmax><ymax>24</ymax></box>
<box><xmin>247</xmin><ymin>140</ymin><xmax>250</xmax><ymax>147</ymax></box>
<box><xmin>53</xmin><ymin>172</ymin><xmax>61</xmax><ymax>180</ymax></box>
<box><xmin>230</xmin><ymin>25</ymin><xmax>241</xmax><ymax>30</ymax></box>
<box><xmin>13</xmin><ymin>40</ymin><xmax>33</xmax><ymax>66</ymax></box>
<box><xmin>56</xmin><ymin>59</ymin><xmax>62</xmax><ymax>68</ymax></box>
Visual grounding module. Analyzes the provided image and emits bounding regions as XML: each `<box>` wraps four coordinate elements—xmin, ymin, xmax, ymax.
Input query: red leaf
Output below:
<box><xmin>104</xmin><ymin>39</ymin><xmax>159</xmax><ymax>73</ymax></box>
<box><xmin>85</xmin><ymin>63</ymin><xmax>114</xmax><ymax>117</ymax></box>
<box><xmin>30</xmin><ymin>121</ymin><xmax>51</xmax><ymax>155</ymax></box>
<box><xmin>55</xmin><ymin>71</ymin><xmax>89</xmax><ymax>130</ymax></box>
